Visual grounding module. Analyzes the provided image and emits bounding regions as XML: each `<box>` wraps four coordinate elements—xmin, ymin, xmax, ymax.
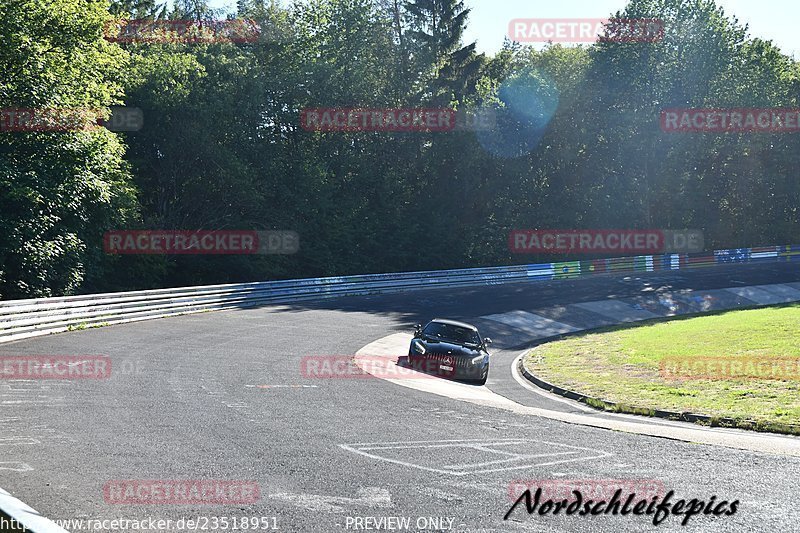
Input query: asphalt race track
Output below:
<box><xmin>2</xmin><ymin>263</ymin><xmax>800</xmax><ymax>532</ymax></box>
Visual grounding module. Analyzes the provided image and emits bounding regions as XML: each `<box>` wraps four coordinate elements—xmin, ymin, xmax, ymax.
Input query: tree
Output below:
<box><xmin>404</xmin><ymin>0</ymin><xmax>485</xmax><ymax>103</ymax></box>
<box><xmin>0</xmin><ymin>0</ymin><xmax>139</xmax><ymax>298</ymax></box>
<box><xmin>108</xmin><ymin>0</ymin><xmax>167</xmax><ymax>18</ymax></box>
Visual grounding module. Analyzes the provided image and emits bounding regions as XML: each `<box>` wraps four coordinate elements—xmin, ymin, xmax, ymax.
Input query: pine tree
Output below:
<box><xmin>108</xmin><ymin>0</ymin><xmax>167</xmax><ymax>19</ymax></box>
<box><xmin>404</xmin><ymin>0</ymin><xmax>485</xmax><ymax>103</ymax></box>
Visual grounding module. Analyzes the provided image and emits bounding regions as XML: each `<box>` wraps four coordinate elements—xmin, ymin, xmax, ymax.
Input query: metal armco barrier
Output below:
<box><xmin>1</xmin><ymin>244</ymin><xmax>798</xmax><ymax>344</ymax></box>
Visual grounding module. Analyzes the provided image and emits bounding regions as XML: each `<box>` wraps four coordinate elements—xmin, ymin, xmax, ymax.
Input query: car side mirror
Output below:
<box><xmin>414</xmin><ymin>324</ymin><xmax>422</xmax><ymax>335</ymax></box>
<box><xmin>484</xmin><ymin>337</ymin><xmax>493</xmax><ymax>346</ymax></box>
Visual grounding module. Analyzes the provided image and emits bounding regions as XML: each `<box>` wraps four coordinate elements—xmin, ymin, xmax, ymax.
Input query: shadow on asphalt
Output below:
<box><xmin>224</xmin><ymin>263</ymin><xmax>800</xmax><ymax>327</ymax></box>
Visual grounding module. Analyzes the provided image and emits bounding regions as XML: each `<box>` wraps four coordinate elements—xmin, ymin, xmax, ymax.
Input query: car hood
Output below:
<box><xmin>414</xmin><ymin>338</ymin><xmax>483</xmax><ymax>357</ymax></box>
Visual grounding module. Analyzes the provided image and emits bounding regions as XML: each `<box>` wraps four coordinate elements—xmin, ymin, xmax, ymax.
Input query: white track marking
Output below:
<box><xmin>442</xmin><ymin>451</ymin><xmax>580</xmax><ymax>470</ymax></box>
<box><xmin>340</xmin><ymin>439</ymin><xmax>612</xmax><ymax>476</ymax></box>
<box><xmin>357</xmin><ymin>335</ymin><xmax>800</xmax><ymax>457</ymax></box>
<box><xmin>346</xmin><ymin>438</ymin><xmax>526</xmax><ymax>446</ymax></box>
<box><xmin>0</xmin><ymin>437</ymin><xmax>39</xmax><ymax>445</ymax></box>
<box><xmin>269</xmin><ymin>487</ymin><xmax>391</xmax><ymax>513</ymax></box>
<box><xmin>358</xmin><ymin>441</ymin><xmax>528</xmax><ymax>450</ymax></box>
<box><xmin>245</xmin><ymin>384</ymin><xmax>319</xmax><ymax>389</ymax></box>
<box><xmin>2</xmin><ymin>400</ymin><xmax>67</xmax><ymax>405</ymax></box>
<box><xmin>510</xmin><ymin>352</ymin><xmax>596</xmax><ymax>413</ymax></box>
<box><xmin>418</xmin><ymin>487</ymin><xmax>464</xmax><ymax>502</ymax></box>
<box><xmin>0</xmin><ymin>462</ymin><xmax>33</xmax><ymax>472</ymax></box>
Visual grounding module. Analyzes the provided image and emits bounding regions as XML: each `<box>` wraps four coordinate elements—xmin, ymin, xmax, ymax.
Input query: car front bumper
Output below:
<box><xmin>407</xmin><ymin>352</ymin><xmax>488</xmax><ymax>380</ymax></box>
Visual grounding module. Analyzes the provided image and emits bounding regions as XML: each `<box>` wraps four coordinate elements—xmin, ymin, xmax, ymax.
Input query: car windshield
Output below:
<box><xmin>423</xmin><ymin>322</ymin><xmax>481</xmax><ymax>345</ymax></box>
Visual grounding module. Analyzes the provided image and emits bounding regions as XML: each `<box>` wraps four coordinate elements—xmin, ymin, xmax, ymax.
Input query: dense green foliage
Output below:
<box><xmin>1</xmin><ymin>0</ymin><xmax>798</xmax><ymax>298</ymax></box>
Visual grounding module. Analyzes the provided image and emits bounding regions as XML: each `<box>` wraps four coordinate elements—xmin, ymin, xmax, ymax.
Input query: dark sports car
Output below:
<box><xmin>407</xmin><ymin>318</ymin><xmax>492</xmax><ymax>385</ymax></box>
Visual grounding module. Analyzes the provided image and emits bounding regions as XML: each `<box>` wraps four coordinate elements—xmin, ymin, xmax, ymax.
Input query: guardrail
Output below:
<box><xmin>1</xmin><ymin>244</ymin><xmax>798</xmax><ymax>344</ymax></box>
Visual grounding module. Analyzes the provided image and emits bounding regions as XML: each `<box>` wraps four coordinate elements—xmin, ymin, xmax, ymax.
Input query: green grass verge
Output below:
<box><xmin>525</xmin><ymin>304</ymin><xmax>800</xmax><ymax>430</ymax></box>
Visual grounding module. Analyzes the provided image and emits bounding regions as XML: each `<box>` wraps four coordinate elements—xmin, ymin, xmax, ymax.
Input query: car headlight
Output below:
<box><xmin>471</xmin><ymin>355</ymin><xmax>485</xmax><ymax>365</ymax></box>
<box><xmin>412</xmin><ymin>340</ymin><xmax>426</xmax><ymax>355</ymax></box>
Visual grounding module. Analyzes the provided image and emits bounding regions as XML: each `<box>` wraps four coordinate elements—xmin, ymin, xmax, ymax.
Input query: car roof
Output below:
<box><xmin>428</xmin><ymin>318</ymin><xmax>478</xmax><ymax>331</ymax></box>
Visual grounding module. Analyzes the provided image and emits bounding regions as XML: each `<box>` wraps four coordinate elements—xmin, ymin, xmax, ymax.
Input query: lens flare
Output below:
<box><xmin>477</xmin><ymin>69</ymin><xmax>560</xmax><ymax>158</ymax></box>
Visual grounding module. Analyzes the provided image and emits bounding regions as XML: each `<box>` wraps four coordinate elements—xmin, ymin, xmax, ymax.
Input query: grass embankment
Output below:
<box><xmin>525</xmin><ymin>304</ymin><xmax>800</xmax><ymax>432</ymax></box>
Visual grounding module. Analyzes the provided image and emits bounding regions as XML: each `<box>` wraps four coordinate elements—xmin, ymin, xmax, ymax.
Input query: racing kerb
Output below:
<box><xmin>1</xmin><ymin>244</ymin><xmax>798</xmax><ymax>344</ymax></box>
